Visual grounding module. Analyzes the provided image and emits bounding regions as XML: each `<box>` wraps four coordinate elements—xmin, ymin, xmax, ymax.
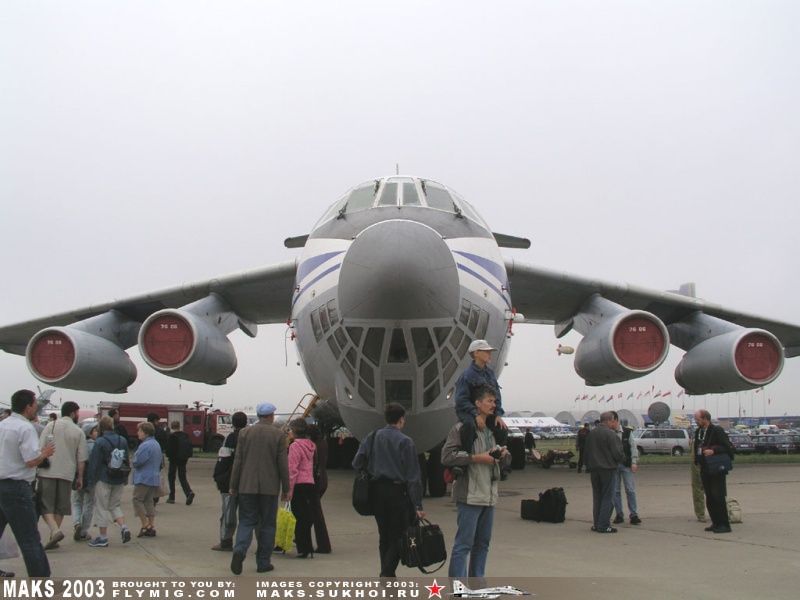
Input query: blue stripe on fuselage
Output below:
<box><xmin>456</xmin><ymin>264</ymin><xmax>511</xmax><ymax>309</ymax></box>
<box><xmin>296</xmin><ymin>251</ymin><xmax>345</xmax><ymax>285</ymax></box>
<box><xmin>453</xmin><ymin>251</ymin><xmax>508</xmax><ymax>289</ymax></box>
<box><xmin>292</xmin><ymin>264</ymin><xmax>341</xmax><ymax>307</ymax></box>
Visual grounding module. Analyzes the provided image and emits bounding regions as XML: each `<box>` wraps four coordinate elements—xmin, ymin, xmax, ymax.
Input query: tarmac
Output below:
<box><xmin>2</xmin><ymin>460</ymin><xmax>799</xmax><ymax>599</ymax></box>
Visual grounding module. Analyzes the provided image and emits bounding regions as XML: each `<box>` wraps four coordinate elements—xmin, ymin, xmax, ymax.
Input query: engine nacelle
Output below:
<box><xmin>138</xmin><ymin>309</ymin><xmax>237</xmax><ymax>384</ymax></box>
<box><xmin>26</xmin><ymin>327</ymin><xmax>137</xmax><ymax>393</ymax></box>
<box><xmin>675</xmin><ymin>329</ymin><xmax>784</xmax><ymax>394</ymax></box>
<box><xmin>574</xmin><ymin>310</ymin><xmax>670</xmax><ymax>385</ymax></box>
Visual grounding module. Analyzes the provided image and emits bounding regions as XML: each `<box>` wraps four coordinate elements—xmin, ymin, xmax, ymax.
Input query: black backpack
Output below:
<box><xmin>521</xmin><ymin>487</ymin><xmax>567</xmax><ymax>523</ymax></box>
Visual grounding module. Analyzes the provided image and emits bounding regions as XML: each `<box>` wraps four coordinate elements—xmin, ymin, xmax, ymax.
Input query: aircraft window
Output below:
<box><xmin>385</xmin><ymin>379</ymin><xmax>413</xmax><ymax>410</ymax></box>
<box><xmin>457</xmin><ymin>335</ymin><xmax>472</xmax><ymax>358</ymax></box>
<box><xmin>424</xmin><ymin>381</ymin><xmax>440</xmax><ymax>407</ymax></box>
<box><xmin>423</xmin><ymin>181</ymin><xmax>455</xmax><ymax>212</ymax></box>
<box><xmin>450</xmin><ymin>328</ymin><xmax>464</xmax><ymax>350</ymax></box>
<box><xmin>441</xmin><ymin>346</ymin><xmax>453</xmax><ymax>367</ymax></box>
<box><xmin>310</xmin><ymin>310</ymin><xmax>323</xmax><ymax>343</ymax></box>
<box><xmin>476</xmin><ymin>311</ymin><xmax>489</xmax><ymax>339</ymax></box>
<box><xmin>346</xmin><ymin>183</ymin><xmax>378</xmax><ymax>213</ymax></box>
<box><xmin>467</xmin><ymin>306</ymin><xmax>480</xmax><ymax>333</ymax></box>
<box><xmin>327</xmin><ymin>301</ymin><xmax>339</xmax><ymax>326</ymax></box>
<box><xmin>334</xmin><ymin>327</ymin><xmax>348</xmax><ymax>350</ymax></box>
<box><xmin>345</xmin><ymin>347</ymin><xmax>357</xmax><ymax>369</ymax></box>
<box><xmin>443</xmin><ymin>359</ymin><xmax>458</xmax><ymax>383</ymax></box>
<box><xmin>315</xmin><ymin>194</ymin><xmax>348</xmax><ymax>227</ymax></box>
<box><xmin>363</xmin><ymin>328</ymin><xmax>384</xmax><ymax>365</ymax></box>
<box><xmin>452</xmin><ymin>192</ymin><xmax>489</xmax><ymax>228</ymax></box>
<box><xmin>326</xmin><ymin>336</ymin><xmax>341</xmax><ymax>359</ymax></box>
<box><xmin>359</xmin><ymin>381</ymin><xmax>375</xmax><ymax>407</ymax></box>
<box><xmin>388</xmin><ymin>328</ymin><xmax>409</xmax><ymax>363</ymax></box>
<box><xmin>319</xmin><ymin>308</ymin><xmax>331</xmax><ymax>333</ymax></box>
<box><xmin>411</xmin><ymin>328</ymin><xmax>435</xmax><ymax>366</ymax></box>
<box><xmin>434</xmin><ymin>327</ymin><xmax>451</xmax><ymax>347</ymax></box>
<box><xmin>342</xmin><ymin>360</ymin><xmax>356</xmax><ymax>385</ymax></box>
<box><xmin>378</xmin><ymin>182</ymin><xmax>399</xmax><ymax>206</ymax></box>
<box><xmin>424</xmin><ymin>359</ymin><xmax>438</xmax><ymax>387</ymax></box>
<box><xmin>459</xmin><ymin>300</ymin><xmax>471</xmax><ymax>325</ymax></box>
<box><xmin>347</xmin><ymin>327</ymin><xmax>363</xmax><ymax>347</ymax></box>
<box><xmin>402</xmin><ymin>182</ymin><xmax>421</xmax><ymax>206</ymax></box>
<box><xmin>359</xmin><ymin>360</ymin><xmax>374</xmax><ymax>388</ymax></box>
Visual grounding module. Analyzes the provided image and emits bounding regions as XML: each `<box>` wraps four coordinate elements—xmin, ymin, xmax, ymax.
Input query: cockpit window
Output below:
<box><xmin>401</xmin><ymin>182</ymin><xmax>421</xmax><ymax>206</ymax></box>
<box><xmin>378</xmin><ymin>182</ymin><xmax>399</xmax><ymax>206</ymax></box>
<box><xmin>422</xmin><ymin>181</ymin><xmax>454</xmax><ymax>212</ymax></box>
<box><xmin>347</xmin><ymin>182</ymin><xmax>378</xmax><ymax>212</ymax></box>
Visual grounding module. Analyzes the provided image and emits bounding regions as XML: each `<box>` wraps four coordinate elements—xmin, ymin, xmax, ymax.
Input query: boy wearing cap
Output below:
<box><xmin>453</xmin><ymin>340</ymin><xmax>508</xmax><ymax>470</ymax></box>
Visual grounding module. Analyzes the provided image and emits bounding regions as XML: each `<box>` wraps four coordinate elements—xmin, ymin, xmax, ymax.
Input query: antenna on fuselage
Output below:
<box><xmin>396</xmin><ymin>163</ymin><xmax>399</xmax><ymax>175</ymax></box>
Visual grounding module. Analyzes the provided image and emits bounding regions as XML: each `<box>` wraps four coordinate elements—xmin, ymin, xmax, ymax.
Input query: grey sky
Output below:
<box><xmin>1</xmin><ymin>1</ymin><xmax>798</xmax><ymax>419</ymax></box>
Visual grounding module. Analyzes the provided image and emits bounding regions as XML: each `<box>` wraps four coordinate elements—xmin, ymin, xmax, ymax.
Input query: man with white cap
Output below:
<box><xmin>453</xmin><ymin>340</ymin><xmax>508</xmax><ymax>470</ymax></box>
<box><xmin>228</xmin><ymin>402</ymin><xmax>289</xmax><ymax>575</ymax></box>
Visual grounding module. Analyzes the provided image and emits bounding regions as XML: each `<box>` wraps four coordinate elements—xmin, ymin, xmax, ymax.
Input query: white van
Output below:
<box><xmin>633</xmin><ymin>428</ymin><xmax>691</xmax><ymax>456</ymax></box>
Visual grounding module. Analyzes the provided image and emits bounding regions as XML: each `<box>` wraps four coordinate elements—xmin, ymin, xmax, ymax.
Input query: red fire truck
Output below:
<box><xmin>97</xmin><ymin>401</ymin><xmax>233</xmax><ymax>452</ymax></box>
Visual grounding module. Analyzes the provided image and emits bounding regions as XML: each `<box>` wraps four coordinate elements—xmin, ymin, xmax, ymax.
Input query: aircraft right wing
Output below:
<box><xmin>0</xmin><ymin>260</ymin><xmax>297</xmax><ymax>356</ymax></box>
<box><xmin>504</xmin><ymin>257</ymin><xmax>800</xmax><ymax>357</ymax></box>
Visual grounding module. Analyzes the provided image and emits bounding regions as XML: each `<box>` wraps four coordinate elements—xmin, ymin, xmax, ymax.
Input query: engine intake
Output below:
<box><xmin>26</xmin><ymin>327</ymin><xmax>137</xmax><ymax>393</ymax></box>
<box><xmin>675</xmin><ymin>329</ymin><xmax>784</xmax><ymax>394</ymax></box>
<box><xmin>138</xmin><ymin>295</ymin><xmax>239</xmax><ymax>384</ymax></box>
<box><xmin>573</xmin><ymin>296</ymin><xmax>669</xmax><ymax>385</ymax></box>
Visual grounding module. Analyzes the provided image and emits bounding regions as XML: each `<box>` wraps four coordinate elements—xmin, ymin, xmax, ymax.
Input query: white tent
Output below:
<box><xmin>504</xmin><ymin>416</ymin><xmax>564</xmax><ymax>428</ymax></box>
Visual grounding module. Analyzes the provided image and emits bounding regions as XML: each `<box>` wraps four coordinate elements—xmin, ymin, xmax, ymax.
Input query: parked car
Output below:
<box><xmin>752</xmin><ymin>435</ymin><xmax>794</xmax><ymax>454</ymax></box>
<box><xmin>728</xmin><ymin>434</ymin><xmax>756</xmax><ymax>454</ymax></box>
<box><xmin>633</xmin><ymin>428</ymin><xmax>691</xmax><ymax>456</ymax></box>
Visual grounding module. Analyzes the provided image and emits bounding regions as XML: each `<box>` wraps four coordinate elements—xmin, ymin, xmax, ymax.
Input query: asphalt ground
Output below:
<box><xmin>1</xmin><ymin>460</ymin><xmax>798</xmax><ymax>599</ymax></box>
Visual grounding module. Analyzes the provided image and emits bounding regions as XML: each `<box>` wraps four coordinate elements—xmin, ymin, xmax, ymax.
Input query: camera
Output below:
<box><xmin>489</xmin><ymin>446</ymin><xmax>505</xmax><ymax>460</ymax></box>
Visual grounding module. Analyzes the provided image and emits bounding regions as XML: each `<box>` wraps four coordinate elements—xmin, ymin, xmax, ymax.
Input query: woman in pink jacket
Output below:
<box><xmin>287</xmin><ymin>419</ymin><xmax>318</xmax><ymax>558</ymax></box>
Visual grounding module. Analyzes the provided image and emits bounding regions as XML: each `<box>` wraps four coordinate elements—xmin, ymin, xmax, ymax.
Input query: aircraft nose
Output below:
<box><xmin>338</xmin><ymin>219</ymin><xmax>459</xmax><ymax>320</ymax></box>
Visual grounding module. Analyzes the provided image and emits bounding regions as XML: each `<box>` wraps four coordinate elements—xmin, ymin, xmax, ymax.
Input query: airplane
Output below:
<box><xmin>450</xmin><ymin>580</ymin><xmax>530</xmax><ymax>598</ymax></box>
<box><xmin>1</xmin><ymin>175</ymin><xmax>798</xmax><ymax>469</ymax></box>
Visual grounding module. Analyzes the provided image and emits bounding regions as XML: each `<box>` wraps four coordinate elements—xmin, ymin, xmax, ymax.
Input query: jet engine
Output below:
<box><xmin>138</xmin><ymin>294</ymin><xmax>242</xmax><ymax>384</ymax></box>
<box><xmin>26</xmin><ymin>327</ymin><xmax>137</xmax><ymax>393</ymax></box>
<box><xmin>572</xmin><ymin>295</ymin><xmax>669</xmax><ymax>385</ymax></box>
<box><xmin>675</xmin><ymin>329</ymin><xmax>783</xmax><ymax>394</ymax></box>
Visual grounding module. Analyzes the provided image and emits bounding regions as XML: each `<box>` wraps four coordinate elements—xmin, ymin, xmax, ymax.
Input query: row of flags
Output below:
<box><xmin>573</xmin><ymin>386</ymin><xmax>770</xmax><ymax>407</ymax></box>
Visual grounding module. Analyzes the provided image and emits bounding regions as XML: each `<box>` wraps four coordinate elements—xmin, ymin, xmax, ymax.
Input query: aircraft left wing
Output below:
<box><xmin>504</xmin><ymin>258</ymin><xmax>800</xmax><ymax>358</ymax></box>
<box><xmin>0</xmin><ymin>260</ymin><xmax>297</xmax><ymax>356</ymax></box>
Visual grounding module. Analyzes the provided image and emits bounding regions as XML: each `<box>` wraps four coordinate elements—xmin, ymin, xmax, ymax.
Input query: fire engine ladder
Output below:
<box><xmin>287</xmin><ymin>393</ymin><xmax>320</xmax><ymax>424</ymax></box>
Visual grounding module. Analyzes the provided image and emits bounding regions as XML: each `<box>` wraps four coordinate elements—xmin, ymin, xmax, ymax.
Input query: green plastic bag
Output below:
<box><xmin>274</xmin><ymin>504</ymin><xmax>296</xmax><ymax>552</ymax></box>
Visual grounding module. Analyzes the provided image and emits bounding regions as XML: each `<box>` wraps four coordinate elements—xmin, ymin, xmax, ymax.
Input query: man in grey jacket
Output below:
<box><xmin>228</xmin><ymin>403</ymin><xmax>289</xmax><ymax>575</ymax></box>
<box><xmin>584</xmin><ymin>411</ymin><xmax>625</xmax><ymax>534</ymax></box>
<box><xmin>442</xmin><ymin>386</ymin><xmax>511</xmax><ymax>578</ymax></box>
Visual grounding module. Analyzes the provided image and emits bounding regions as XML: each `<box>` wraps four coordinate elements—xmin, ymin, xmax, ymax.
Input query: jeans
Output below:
<box><xmin>612</xmin><ymin>465</ymin><xmax>638</xmax><ymax>517</ymax></box>
<box><xmin>234</xmin><ymin>494</ymin><xmax>278</xmax><ymax>570</ymax></box>
<box><xmin>168</xmin><ymin>460</ymin><xmax>192</xmax><ymax>499</ymax></box>
<box><xmin>219</xmin><ymin>493</ymin><xmax>238</xmax><ymax>541</ymax></box>
<box><xmin>448</xmin><ymin>503</ymin><xmax>494</xmax><ymax>578</ymax></box>
<box><xmin>71</xmin><ymin>486</ymin><xmax>95</xmax><ymax>535</ymax></box>
<box><xmin>590</xmin><ymin>469</ymin><xmax>616</xmax><ymax>530</ymax></box>
<box><xmin>0</xmin><ymin>479</ymin><xmax>51</xmax><ymax>577</ymax></box>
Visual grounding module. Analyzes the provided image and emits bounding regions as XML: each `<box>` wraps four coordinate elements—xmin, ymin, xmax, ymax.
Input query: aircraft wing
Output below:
<box><xmin>504</xmin><ymin>258</ymin><xmax>800</xmax><ymax>357</ymax></box>
<box><xmin>0</xmin><ymin>260</ymin><xmax>297</xmax><ymax>355</ymax></box>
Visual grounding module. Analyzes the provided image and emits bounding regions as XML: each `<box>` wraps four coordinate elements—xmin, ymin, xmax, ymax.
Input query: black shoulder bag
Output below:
<box><xmin>400</xmin><ymin>518</ymin><xmax>447</xmax><ymax>573</ymax></box>
<box><xmin>352</xmin><ymin>431</ymin><xmax>376</xmax><ymax>516</ymax></box>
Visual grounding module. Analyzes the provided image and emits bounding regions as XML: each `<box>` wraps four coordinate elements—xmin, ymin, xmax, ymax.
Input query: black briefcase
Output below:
<box><xmin>400</xmin><ymin>518</ymin><xmax>447</xmax><ymax>573</ymax></box>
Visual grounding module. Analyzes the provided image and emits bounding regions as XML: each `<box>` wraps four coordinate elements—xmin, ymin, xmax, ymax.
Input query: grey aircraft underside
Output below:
<box><xmin>1</xmin><ymin>176</ymin><xmax>798</xmax><ymax>453</ymax></box>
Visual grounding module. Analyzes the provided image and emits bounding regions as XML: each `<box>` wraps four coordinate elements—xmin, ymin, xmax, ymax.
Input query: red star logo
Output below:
<box><xmin>425</xmin><ymin>580</ymin><xmax>446</xmax><ymax>599</ymax></box>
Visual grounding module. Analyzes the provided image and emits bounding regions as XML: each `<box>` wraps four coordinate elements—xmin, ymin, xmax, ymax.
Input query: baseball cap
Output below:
<box><xmin>256</xmin><ymin>402</ymin><xmax>277</xmax><ymax>417</ymax></box>
<box><xmin>468</xmin><ymin>339</ymin><xmax>496</xmax><ymax>353</ymax></box>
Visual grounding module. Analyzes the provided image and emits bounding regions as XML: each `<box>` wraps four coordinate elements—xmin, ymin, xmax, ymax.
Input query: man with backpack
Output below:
<box><xmin>85</xmin><ymin>416</ymin><xmax>131</xmax><ymax>547</ymax></box>
<box><xmin>211</xmin><ymin>411</ymin><xmax>248</xmax><ymax>551</ymax></box>
<box><xmin>166</xmin><ymin>421</ymin><xmax>195</xmax><ymax>505</ymax></box>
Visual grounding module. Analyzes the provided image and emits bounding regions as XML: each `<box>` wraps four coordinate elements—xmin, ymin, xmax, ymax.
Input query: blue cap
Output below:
<box><xmin>256</xmin><ymin>402</ymin><xmax>276</xmax><ymax>417</ymax></box>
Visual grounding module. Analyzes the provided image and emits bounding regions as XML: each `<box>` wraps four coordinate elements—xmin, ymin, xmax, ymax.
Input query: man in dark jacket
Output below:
<box><xmin>576</xmin><ymin>423</ymin><xmax>590</xmax><ymax>473</ymax></box>
<box><xmin>584</xmin><ymin>411</ymin><xmax>625</xmax><ymax>533</ymax></box>
<box><xmin>166</xmin><ymin>421</ymin><xmax>194</xmax><ymax>505</ymax></box>
<box><xmin>693</xmin><ymin>409</ymin><xmax>734</xmax><ymax>533</ymax></box>
<box><xmin>211</xmin><ymin>411</ymin><xmax>247</xmax><ymax>551</ymax></box>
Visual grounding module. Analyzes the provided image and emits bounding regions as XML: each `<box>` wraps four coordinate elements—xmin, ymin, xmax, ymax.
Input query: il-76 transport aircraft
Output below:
<box><xmin>1</xmin><ymin>176</ymin><xmax>798</xmax><ymax>454</ymax></box>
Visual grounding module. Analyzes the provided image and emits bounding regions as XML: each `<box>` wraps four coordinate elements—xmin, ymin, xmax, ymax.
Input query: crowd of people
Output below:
<box><xmin>0</xmin><ymin>337</ymin><xmax>736</xmax><ymax>579</ymax></box>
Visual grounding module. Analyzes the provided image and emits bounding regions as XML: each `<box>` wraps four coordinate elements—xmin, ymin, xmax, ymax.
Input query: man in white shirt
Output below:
<box><xmin>37</xmin><ymin>400</ymin><xmax>89</xmax><ymax>550</ymax></box>
<box><xmin>0</xmin><ymin>389</ymin><xmax>55</xmax><ymax>577</ymax></box>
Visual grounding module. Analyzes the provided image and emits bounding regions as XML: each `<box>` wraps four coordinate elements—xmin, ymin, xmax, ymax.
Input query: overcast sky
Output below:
<box><xmin>1</xmin><ymin>1</ymin><xmax>798</xmax><ymax>420</ymax></box>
